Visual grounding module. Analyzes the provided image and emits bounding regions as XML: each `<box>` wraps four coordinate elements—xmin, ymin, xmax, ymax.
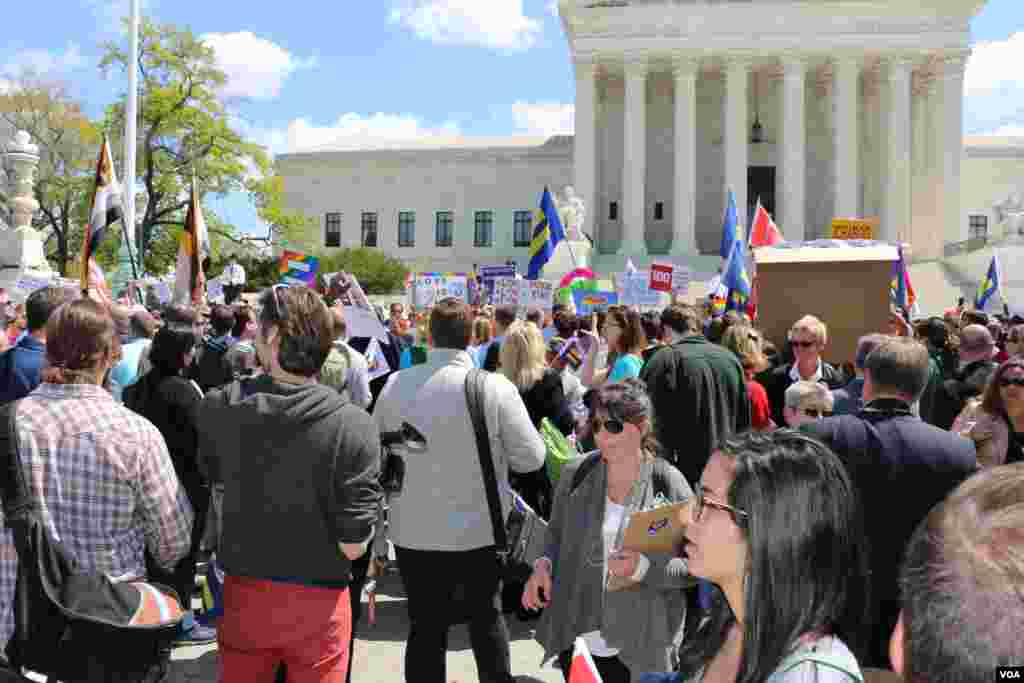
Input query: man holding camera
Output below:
<box><xmin>373</xmin><ymin>298</ymin><xmax>545</xmax><ymax>683</ymax></box>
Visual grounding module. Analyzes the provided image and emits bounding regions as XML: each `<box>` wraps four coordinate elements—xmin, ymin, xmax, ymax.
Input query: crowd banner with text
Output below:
<box><xmin>491</xmin><ymin>278</ymin><xmax>555</xmax><ymax>310</ymax></box>
<box><xmin>617</xmin><ymin>271</ymin><xmax>664</xmax><ymax>308</ymax></box>
<box><xmin>573</xmin><ymin>290</ymin><xmax>618</xmax><ymax>315</ymax></box>
<box><xmin>830</xmin><ymin>218</ymin><xmax>878</xmax><ymax>241</ymax></box>
<box><xmin>412</xmin><ymin>273</ymin><xmax>468</xmax><ymax>309</ymax></box>
<box><xmin>279</xmin><ymin>250</ymin><xmax>320</xmax><ymax>287</ymax></box>
<box><xmin>478</xmin><ymin>264</ymin><xmax>517</xmax><ymax>303</ymax></box>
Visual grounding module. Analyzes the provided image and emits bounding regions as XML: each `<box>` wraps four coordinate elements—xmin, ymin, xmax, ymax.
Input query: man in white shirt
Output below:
<box><xmin>223</xmin><ymin>259</ymin><xmax>246</xmax><ymax>305</ymax></box>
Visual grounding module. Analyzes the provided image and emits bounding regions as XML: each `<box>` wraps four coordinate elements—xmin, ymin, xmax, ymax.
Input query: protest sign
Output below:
<box><xmin>279</xmin><ymin>250</ymin><xmax>320</xmax><ymax>287</ymax></box>
<box><xmin>412</xmin><ymin>273</ymin><xmax>468</xmax><ymax>308</ymax></box>
<box><xmin>343</xmin><ymin>305</ymin><xmax>389</xmax><ymax>341</ymax></box>
<box><xmin>649</xmin><ymin>263</ymin><xmax>674</xmax><ymax>293</ymax></box>
<box><xmin>572</xmin><ymin>290</ymin><xmax>618</xmax><ymax>314</ymax></box>
<box><xmin>671</xmin><ymin>266</ymin><xmax>692</xmax><ymax>295</ymax></box>
<box><xmin>12</xmin><ymin>275</ymin><xmax>53</xmax><ymax>299</ymax></box>
<box><xmin>618</xmin><ymin>271</ymin><xmax>664</xmax><ymax>307</ymax></box>
<box><xmin>491</xmin><ymin>278</ymin><xmax>555</xmax><ymax>310</ymax></box>
<box><xmin>478</xmin><ymin>264</ymin><xmax>517</xmax><ymax>303</ymax></box>
<box><xmin>526</xmin><ymin>280</ymin><xmax>554</xmax><ymax>310</ymax></box>
<box><xmin>492</xmin><ymin>277</ymin><xmax>523</xmax><ymax>307</ymax></box>
<box><xmin>365</xmin><ymin>338</ymin><xmax>392</xmax><ymax>381</ymax></box>
<box><xmin>206</xmin><ymin>278</ymin><xmax>225</xmax><ymax>303</ymax></box>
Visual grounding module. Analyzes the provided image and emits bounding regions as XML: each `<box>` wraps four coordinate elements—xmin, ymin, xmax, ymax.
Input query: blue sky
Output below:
<box><xmin>2</xmin><ymin>0</ymin><xmax>1023</xmax><ymax>237</ymax></box>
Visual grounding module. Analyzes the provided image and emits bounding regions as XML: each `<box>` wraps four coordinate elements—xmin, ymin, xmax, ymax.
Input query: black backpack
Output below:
<box><xmin>0</xmin><ymin>403</ymin><xmax>183</xmax><ymax>682</ymax></box>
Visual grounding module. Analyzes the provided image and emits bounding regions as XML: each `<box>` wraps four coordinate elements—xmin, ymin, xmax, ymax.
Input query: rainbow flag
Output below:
<box><xmin>280</xmin><ymin>250</ymin><xmax>320</xmax><ymax>287</ymax></box>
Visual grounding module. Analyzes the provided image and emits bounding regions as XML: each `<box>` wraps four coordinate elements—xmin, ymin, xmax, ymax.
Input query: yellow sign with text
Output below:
<box><xmin>831</xmin><ymin>218</ymin><xmax>878</xmax><ymax>240</ymax></box>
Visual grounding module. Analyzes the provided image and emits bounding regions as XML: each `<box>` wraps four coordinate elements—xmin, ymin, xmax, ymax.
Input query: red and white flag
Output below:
<box><xmin>749</xmin><ymin>199</ymin><xmax>784</xmax><ymax>248</ymax></box>
<box><xmin>568</xmin><ymin>637</ymin><xmax>604</xmax><ymax>683</ymax></box>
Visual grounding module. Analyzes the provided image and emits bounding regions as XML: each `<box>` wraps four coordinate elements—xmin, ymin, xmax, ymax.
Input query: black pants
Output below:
<box><xmin>147</xmin><ymin>481</ymin><xmax>210</xmax><ymax>614</ymax></box>
<box><xmin>395</xmin><ymin>545</ymin><xmax>512</xmax><ymax>683</ymax></box>
<box><xmin>557</xmin><ymin>647</ymin><xmax>631</xmax><ymax>683</ymax></box>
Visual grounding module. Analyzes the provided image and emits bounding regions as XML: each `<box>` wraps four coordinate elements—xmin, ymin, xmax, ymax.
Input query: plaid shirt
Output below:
<box><xmin>1</xmin><ymin>383</ymin><xmax>193</xmax><ymax>650</ymax></box>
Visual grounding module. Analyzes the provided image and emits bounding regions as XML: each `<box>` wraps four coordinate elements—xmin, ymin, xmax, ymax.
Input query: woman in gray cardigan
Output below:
<box><xmin>523</xmin><ymin>379</ymin><xmax>694</xmax><ymax>682</ymax></box>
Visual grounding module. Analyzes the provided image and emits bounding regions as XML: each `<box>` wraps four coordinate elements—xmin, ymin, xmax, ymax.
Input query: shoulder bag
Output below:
<box><xmin>464</xmin><ymin>368</ymin><xmax>548</xmax><ymax>583</ymax></box>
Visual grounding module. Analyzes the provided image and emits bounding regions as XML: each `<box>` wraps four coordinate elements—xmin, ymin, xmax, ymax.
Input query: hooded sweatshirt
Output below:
<box><xmin>197</xmin><ymin>375</ymin><xmax>382</xmax><ymax>587</ymax></box>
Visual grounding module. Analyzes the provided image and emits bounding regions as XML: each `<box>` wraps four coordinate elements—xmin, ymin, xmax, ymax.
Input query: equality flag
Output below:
<box><xmin>174</xmin><ymin>177</ymin><xmax>210</xmax><ymax>305</ymax></box>
<box><xmin>80</xmin><ymin>136</ymin><xmax>123</xmax><ymax>300</ymax></box>
<box><xmin>527</xmin><ymin>186</ymin><xmax>567</xmax><ymax>280</ymax></box>
<box><xmin>722</xmin><ymin>238</ymin><xmax>752</xmax><ymax>313</ymax></box>
<box><xmin>975</xmin><ymin>254</ymin><xmax>1001</xmax><ymax>311</ymax></box>
<box><xmin>749</xmin><ymin>199</ymin><xmax>784</xmax><ymax>247</ymax></box>
<box><xmin>567</xmin><ymin>636</ymin><xmax>603</xmax><ymax>683</ymax></box>
<box><xmin>720</xmin><ymin>189</ymin><xmax>741</xmax><ymax>259</ymax></box>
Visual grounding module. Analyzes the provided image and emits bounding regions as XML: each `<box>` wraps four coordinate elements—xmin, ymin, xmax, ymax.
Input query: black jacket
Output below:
<box><xmin>520</xmin><ymin>369</ymin><xmax>574</xmax><ymax>436</ymax></box>
<box><xmin>124</xmin><ymin>372</ymin><xmax>204</xmax><ymax>491</ymax></box>
<box><xmin>762</xmin><ymin>361</ymin><xmax>845</xmax><ymax>428</ymax></box>
<box><xmin>639</xmin><ymin>335</ymin><xmax>750</xmax><ymax>487</ymax></box>
<box><xmin>929</xmin><ymin>359</ymin><xmax>998</xmax><ymax>431</ymax></box>
<box><xmin>802</xmin><ymin>399</ymin><xmax>977</xmax><ymax>666</ymax></box>
<box><xmin>192</xmin><ymin>336</ymin><xmax>235</xmax><ymax>393</ymax></box>
<box><xmin>197</xmin><ymin>375</ymin><xmax>382</xmax><ymax>588</ymax></box>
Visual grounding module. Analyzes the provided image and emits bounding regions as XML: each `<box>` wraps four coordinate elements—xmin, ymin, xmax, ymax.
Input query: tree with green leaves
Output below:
<box><xmin>318</xmin><ymin>247</ymin><xmax>410</xmax><ymax>295</ymax></box>
<box><xmin>100</xmin><ymin>19</ymin><xmax>312</xmax><ymax>276</ymax></box>
<box><xmin>0</xmin><ymin>75</ymin><xmax>102</xmax><ymax>275</ymax></box>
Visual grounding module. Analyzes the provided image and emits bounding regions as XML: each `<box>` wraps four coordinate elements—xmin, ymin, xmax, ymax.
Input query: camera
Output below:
<box><xmin>379</xmin><ymin>422</ymin><xmax>427</xmax><ymax>494</ymax></box>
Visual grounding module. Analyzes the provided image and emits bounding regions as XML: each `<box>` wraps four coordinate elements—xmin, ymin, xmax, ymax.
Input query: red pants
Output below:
<box><xmin>218</xmin><ymin>575</ymin><xmax>352</xmax><ymax>683</ymax></box>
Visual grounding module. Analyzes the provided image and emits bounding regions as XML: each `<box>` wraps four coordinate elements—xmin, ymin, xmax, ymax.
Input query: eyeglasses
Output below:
<box><xmin>802</xmin><ymin>408</ymin><xmax>833</xmax><ymax>418</ymax></box>
<box><xmin>591</xmin><ymin>416</ymin><xmax>626</xmax><ymax>435</ymax></box>
<box><xmin>270</xmin><ymin>283</ymin><xmax>290</xmax><ymax>319</ymax></box>
<box><xmin>1000</xmin><ymin>377</ymin><xmax>1024</xmax><ymax>388</ymax></box>
<box><xmin>693</xmin><ymin>483</ymin><xmax>748</xmax><ymax>526</ymax></box>
<box><xmin>790</xmin><ymin>340</ymin><xmax>817</xmax><ymax>349</ymax></box>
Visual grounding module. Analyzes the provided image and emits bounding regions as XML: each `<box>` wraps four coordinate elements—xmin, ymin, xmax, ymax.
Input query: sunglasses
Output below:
<box><xmin>591</xmin><ymin>416</ymin><xmax>626</xmax><ymax>435</ymax></box>
<box><xmin>790</xmin><ymin>340</ymin><xmax>817</xmax><ymax>349</ymax></box>
<box><xmin>802</xmin><ymin>408</ymin><xmax>833</xmax><ymax>418</ymax></box>
<box><xmin>999</xmin><ymin>377</ymin><xmax>1024</xmax><ymax>388</ymax></box>
<box><xmin>270</xmin><ymin>283</ymin><xmax>290</xmax><ymax>319</ymax></box>
<box><xmin>693</xmin><ymin>483</ymin><xmax>749</xmax><ymax>526</ymax></box>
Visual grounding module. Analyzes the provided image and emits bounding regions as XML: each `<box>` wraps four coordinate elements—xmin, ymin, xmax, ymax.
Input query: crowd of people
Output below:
<box><xmin>0</xmin><ymin>281</ymin><xmax>1022</xmax><ymax>683</ymax></box>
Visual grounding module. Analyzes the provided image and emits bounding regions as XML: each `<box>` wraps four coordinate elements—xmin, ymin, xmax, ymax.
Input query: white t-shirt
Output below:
<box><xmin>581</xmin><ymin>498</ymin><xmax>626</xmax><ymax>658</ymax></box>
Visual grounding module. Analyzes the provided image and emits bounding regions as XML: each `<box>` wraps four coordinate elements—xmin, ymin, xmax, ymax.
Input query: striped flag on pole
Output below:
<box><xmin>81</xmin><ymin>136</ymin><xmax>122</xmax><ymax>301</ymax></box>
<box><xmin>568</xmin><ymin>637</ymin><xmax>604</xmax><ymax>683</ymax></box>
<box><xmin>174</xmin><ymin>177</ymin><xmax>210</xmax><ymax>305</ymax></box>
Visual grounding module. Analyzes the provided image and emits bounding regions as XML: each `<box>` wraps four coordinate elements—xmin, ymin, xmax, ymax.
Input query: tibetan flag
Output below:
<box><xmin>527</xmin><ymin>187</ymin><xmax>567</xmax><ymax>280</ymax></box>
<box><xmin>174</xmin><ymin>178</ymin><xmax>210</xmax><ymax>305</ymax></box>
<box><xmin>80</xmin><ymin>136</ymin><xmax>122</xmax><ymax>297</ymax></box>
<box><xmin>975</xmin><ymin>254</ymin><xmax>1001</xmax><ymax>311</ymax></box>
<box><xmin>722</xmin><ymin>238</ymin><xmax>752</xmax><ymax>313</ymax></box>
<box><xmin>567</xmin><ymin>637</ymin><xmax>603</xmax><ymax>683</ymax></box>
<box><xmin>749</xmin><ymin>199</ymin><xmax>784</xmax><ymax>247</ymax></box>
<box><xmin>720</xmin><ymin>189</ymin><xmax>741</xmax><ymax>259</ymax></box>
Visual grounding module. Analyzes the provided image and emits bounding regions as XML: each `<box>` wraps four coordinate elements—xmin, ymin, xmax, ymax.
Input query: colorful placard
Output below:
<box><xmin>412</xmin><ymin>273</ymin><xmax>468</xmax><ymax>309</ymax></box>
<box><xmin>618</xmin><ymin>271</ymin><xmax>664</xmax><ymax>307</ymax></box>
<box><xmin>649</xmin><ymin>263</ymin><xmax>674</xmax><ymax>293</ymax></box>
<box><xmin>279</xmin><ymin>250</ymin><xmax>320</xmax><ymax>287</ymax></box>
<box><xmin>490</xmin><ymin>278</ymin><xmax>555</xmax><ymax>310</ymax></box>
<box><xmin>478</xmin><ymin>264</ymin><xmax>517</xmax><ymax>303</ymax></box>
<box><xmin>572</xmin><ymin>290</ymin><xmax>618</xmax><ymax>314</ymax></box>
<box><xmin>830</xmin><ymin>218</ymin><xmax>878</xmax><ymax>241</ymax></box>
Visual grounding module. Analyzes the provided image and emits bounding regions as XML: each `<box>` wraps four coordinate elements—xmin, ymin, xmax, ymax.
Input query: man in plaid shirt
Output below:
<box><xmin>0</xmin><ymin>382</ymin><xmax>194</xmax><ymax>652</ymax></box>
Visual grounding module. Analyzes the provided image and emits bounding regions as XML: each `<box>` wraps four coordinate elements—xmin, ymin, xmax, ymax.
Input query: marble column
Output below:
<box><xmin>0</xmin><ymin>131</ymin><xmax>51</xmax><ymax>276</ymax></box>
<box><xmin>574</xmin><ymin>56</ymin><xmax>598</xmax><ymax>244</ymax></box>
<box><xmin>832</xmin><ymin>57</ymin><xmax>860</xmax><ymax>219</ymax></box>
<box><xmin>938</xmin><ymin>52</ymin><xmax>968</xmax><ymax>245</ymax></box>
<box><xmin>883</xmin><ymin>58</ymin><xmax>913</xmax><ymax>244</ymax></box>
<box><xmin>673</xmin><ymin>56</ymin><xmax>698</xmax><ymax>254</ymax></box>
<box><xmin>622</xmin><ymin>58</ymin><xmax>648</xmax><ymax>254</ymax></box>
<box><xmin>781</xmin><ymin>56</ymin><xmax>807</xmax><ymax>240</ymax></box>
<box><xmin>723</xmin><ymin>58</ymin><xmax>749</xmax><ymax>231</ymax></box>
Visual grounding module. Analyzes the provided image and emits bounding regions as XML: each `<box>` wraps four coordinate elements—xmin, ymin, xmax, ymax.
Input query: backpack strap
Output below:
<box><xmin>0</xmin><ymin>401</ymin><xmax>30</xmax><ymax>523</ymax></box>
<box><xmin>465</xmin><ymin>368</ymin><xmax>508</xmax><ymax>552</ymax></box>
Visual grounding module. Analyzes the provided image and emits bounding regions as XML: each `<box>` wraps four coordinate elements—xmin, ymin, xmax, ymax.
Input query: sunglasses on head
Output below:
<box><xmin>1000</xmin><ymin>377</ymin><xmax>1024</xmax><ymax>388</ymax></box>
<box><xmin>591</xmin><ymin>416</ymin><xmax>626</xmax><ymax>435</ymax></box>
<box><xmin>791</xmin><ymin>340</ymin><xmax>816</xmax><ymax>349</ymax></box>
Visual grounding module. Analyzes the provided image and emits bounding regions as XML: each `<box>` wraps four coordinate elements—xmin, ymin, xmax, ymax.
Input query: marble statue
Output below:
<box><xmin>994</xmin><ymin>190</ymin><xmax>1024</xmax><ymax>240</ymax></box>
<box><xmin>557</xmin><ymin>185</ymin><xmax>587</xmax><ymax>242</ymax></box>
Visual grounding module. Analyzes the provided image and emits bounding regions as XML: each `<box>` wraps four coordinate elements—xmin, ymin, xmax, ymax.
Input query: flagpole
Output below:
<box><xmin>123</xmin><ymin>0</ymin><xmax>141</xmax><ymax>279</ymax></box>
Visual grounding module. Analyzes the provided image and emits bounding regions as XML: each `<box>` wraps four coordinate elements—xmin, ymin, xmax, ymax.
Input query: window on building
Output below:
<box><xmin>325</xmin><ymin>212</ymin><xmax>342</xmax><ymax>248</ymax></box>
<box><xmin>436</xmin><ymin>211</ymin><xmax>453</xmax><ymax>247</ymax></box>
<box><xmin>361</xmin><ymin>212</ymin><xmax>378</xmax><ymax>247</ymax></box>
<box><xmin>969</xmin><ymin>215</ymin><xmax>988</xmax><ymax>240</ymax></box>
<box><xmin>474</xmin><ymin>211</ymin><xmax>494</xmax><ymax>248</ymax></box>
<box><xmin>609</xmin><ymin>201</ymin><xmax>619</xmax><ymax>221</ymax></box>
<box><xmin>398</xmin><ymin>211</ymin><xmax>415</xmax><ymax>247</ymax></box>
<box><xmin>513</xmin><ymin>210</ymin><xmax>533</xmax><ymax>247</ymax></box>
<box><xmin>654</xmin><ymin>202</ymin><xmax>664</xmax><ymax>221</ymax></box>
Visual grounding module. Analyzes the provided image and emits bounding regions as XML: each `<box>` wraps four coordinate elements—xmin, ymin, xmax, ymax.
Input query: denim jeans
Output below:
<box><xmin>395</xmin><ymin>545</ymin><xmax>512</xmax><ymax>683</ymax></box>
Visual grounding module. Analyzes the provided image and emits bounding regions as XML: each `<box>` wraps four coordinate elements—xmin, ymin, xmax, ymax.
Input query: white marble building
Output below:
<box><xmin>279</xmin><ymin>0</ymin><xmax>1024</xmax><ymax>283</ymax></box>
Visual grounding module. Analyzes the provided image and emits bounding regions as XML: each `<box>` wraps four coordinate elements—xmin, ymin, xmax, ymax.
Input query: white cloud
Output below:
<box><xmin>2</xmin><ymin>44</ymin><xmax>85</xmax><ymax>77</ymax></box>
<box><xmin>389</xmin><ymin>0</ymin><xmax>542</xmax><ymax>51</ymax></box>
<box><xmin>201</xmin><ymin>32</ymin><xmax>317</xmax><ymax>101</ymax></box>
<box><xmin>547</xmin><ymin>0</ymin><xmax>559</xmax><ymax>17</ymax></box>
<box><xmin>511</xmin><ymin>101</ymin><xmax>574</xmax><ymax>136</ymax></box>
<box><xmin>982</xmin><ymin>125</ymin><xmax>1024</xmax><ymax>137</ymax></box>
<box><xmin>248</xmin><ymin>113</ymin><xmax>462</xmax><ymax>155</ymax></box>
<box><xmin>964</xmin><ymin>33</ymin><xmax>1024</xmax><ymax>136</ymax></box>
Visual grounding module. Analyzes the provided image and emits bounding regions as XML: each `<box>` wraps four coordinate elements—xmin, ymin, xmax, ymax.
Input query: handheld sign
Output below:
<box><xmin>649</xmin><ymin>263</ymin><xmax>674</xmax><ymax>293</ymax></box>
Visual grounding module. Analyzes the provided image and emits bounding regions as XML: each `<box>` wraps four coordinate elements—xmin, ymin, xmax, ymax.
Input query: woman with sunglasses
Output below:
<box><xmin>580</xmin><ymin>306</ymin><xmax>646</xmax><ymax>389</ymax></box>
<box><xmin>763</xmin><ymin>316</ymin><xmax>844</xmax><ymax>428</ymax></box>
<box><xmin>952</xmin><ymin>357</ymin><xmax>1024</xmax><ymax>467</ymax></box>
<box><xmin>523</xmin><ymin>379</ymin><xmax>694</xmax><ymax>682</ymax></box>
<box><xmin>640</xmin><ymin>430</ymin><xmax>869</xmax><ymax>683</ymax></box>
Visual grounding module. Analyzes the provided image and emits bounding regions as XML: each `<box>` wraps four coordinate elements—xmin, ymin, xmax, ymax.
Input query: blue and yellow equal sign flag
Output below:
<box><xmin>527</xmin><ymin>187</ymin><xmax>566</xmax><ymax>280</ymax></box>
<box><xmin>975</xmin><ymin>254</ymin><xmax>1000</xmax><ymax>311</ymax></box>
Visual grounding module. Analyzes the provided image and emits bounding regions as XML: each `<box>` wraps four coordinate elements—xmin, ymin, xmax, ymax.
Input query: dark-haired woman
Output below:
<box><xmin>640</xmin><ymin>430</ymin><xmax>869</xmax><ymax>683</ymax></box>
<box><xmin>125</xmin><ymin>323</ymin><xmax>216</xmax><ymax>645</ymax></box>
<box><xmin>581</xmin><ymin>307</ymin><xmax>646</xmax><ymax>389</ymax></box>
<box><xmin>523</xmin><ymin>379</ymin><xmax>693</xmax><ymax>682</ymax></box>
<box><xmin>952</xmin><ymin>357</ymin><xmax>1024</xmax><ymax>467</ymax></box>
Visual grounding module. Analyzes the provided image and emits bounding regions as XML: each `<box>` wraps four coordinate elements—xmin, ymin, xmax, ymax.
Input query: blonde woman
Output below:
<box><xmin>469</xmin><ymin>316</ymin><xmax>493</xmax><ymax>367</ymax></box>
<box><xmin>720</xmin><ymin>325</ymin><xmax>774</xmax><ymax>431</ymax></box>
<box><xmin>500</xmin><ymin>320</ymin><xmax>574</xmax><ymax>519</ymax></box>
